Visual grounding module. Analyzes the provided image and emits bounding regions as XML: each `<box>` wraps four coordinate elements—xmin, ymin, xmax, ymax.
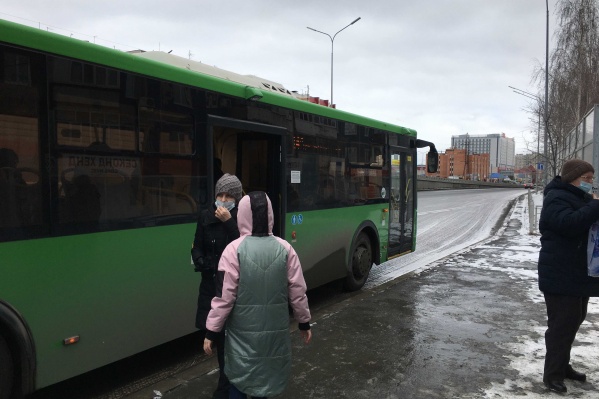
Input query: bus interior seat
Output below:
<box><xmin>140</xmin><ymin>175</ymin><xmax>197</xmax><ymax>216</ymax></box>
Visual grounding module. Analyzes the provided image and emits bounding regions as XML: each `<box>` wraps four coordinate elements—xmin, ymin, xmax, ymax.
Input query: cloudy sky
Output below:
<box><xmin>1</xmin><ymin>1</ymin><xmax>559</xmax><ymax>161</ymax></box>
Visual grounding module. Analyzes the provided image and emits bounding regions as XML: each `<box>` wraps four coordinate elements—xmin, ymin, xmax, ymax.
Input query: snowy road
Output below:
<box><xmin>366</xmin><ymin>188</ymin><xmax>525</xmax><ymax>289</ymax></box>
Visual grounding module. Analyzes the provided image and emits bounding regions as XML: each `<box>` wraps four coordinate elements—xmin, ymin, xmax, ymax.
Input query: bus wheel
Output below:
<box><xmin>344</xmin><ymin>232</ymin><xmax>372</xmax><ymax>291</ymax></box>
<box><xmin>0</xmin><ymin>334</ymin><xmax>14</xmax><ymax>399</ymax></box>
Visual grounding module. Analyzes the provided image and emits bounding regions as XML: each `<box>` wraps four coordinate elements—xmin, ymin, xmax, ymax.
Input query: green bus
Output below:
<box><xmin>0</xmin><ymin>18</ymin><xmax>437</xmax><ymax>396</ymax></box>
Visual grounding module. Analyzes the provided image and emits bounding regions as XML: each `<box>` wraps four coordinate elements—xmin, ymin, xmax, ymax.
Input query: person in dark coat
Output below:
<box><xmin>538</xmin><ymin>159</ymin><xmax>599</xmax><ymax>393</ymax></box>
<box><xmin>191</xmin><ymin>173</ymin><xmax>243</xmax><ymax>399</ymax></box>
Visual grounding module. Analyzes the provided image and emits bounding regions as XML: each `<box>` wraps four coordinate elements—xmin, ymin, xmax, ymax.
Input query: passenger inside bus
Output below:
<box><xmin>63</xmin><ymin>170</ymin><xmax>102</xmax><ymax>223</ymax></box>
<box><xmin>0</xmin><ymin>148</ymin><xmax>25</xmax><ymax>184</ymax></box>
<box><xmin>0</xmin><ymin>148</ymin><xmax>27</xmax><ymax>227</ymax></box>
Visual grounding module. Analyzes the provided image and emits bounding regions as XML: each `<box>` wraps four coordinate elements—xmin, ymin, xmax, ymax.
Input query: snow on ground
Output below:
<box><xmin>364</xmin><ymin>190</ymin><xmax>599</xmax><ymax>396</ymax></box>
<box><xmin>474</xmin><ymin>192</ymin><xmax>599</xmax><ymax>398</ymax></box>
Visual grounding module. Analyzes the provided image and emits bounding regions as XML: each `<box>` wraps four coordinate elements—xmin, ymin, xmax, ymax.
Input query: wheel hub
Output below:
<box><xmin>353</xmin><ymin>246</ymin><xmax>371</xmax><ymax>277</ymax></box>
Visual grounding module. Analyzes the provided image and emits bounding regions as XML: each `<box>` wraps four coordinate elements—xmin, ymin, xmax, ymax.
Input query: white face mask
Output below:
<box><xmin>215</xmin><ymin>200</ymin><xmax>235</xmax><ymax>210</ymax></box>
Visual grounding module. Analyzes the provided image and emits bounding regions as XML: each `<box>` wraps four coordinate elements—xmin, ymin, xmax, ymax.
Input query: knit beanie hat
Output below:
<box><xmin>561</xmin><ymin>159</ymin><xmax>594</xmax><ymax>183</ymax></box>
<box><xmin>215</xmin><ymin>173</ymin><xmax>243</xmax><ymax>202</ymax></box>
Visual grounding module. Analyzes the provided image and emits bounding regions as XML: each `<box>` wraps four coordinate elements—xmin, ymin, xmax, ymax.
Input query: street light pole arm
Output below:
<box><xmin>509</xmin><ymin>85</ymin><xmax>542</xmax><ymax>185</ymax></box>
<box><xmin>306</xmin><ymin>27</ymin><xmax>333</xmax><ymax>43</ymax></box>
<box><xmin>332</xmin><ymin>17</ymin><xmax>361</xmax><ymax>41</ymax></box>
<box><xmin>508</xmin><ymin>86</ymin><xmax>540</xmax><ymax>101</ymax></box>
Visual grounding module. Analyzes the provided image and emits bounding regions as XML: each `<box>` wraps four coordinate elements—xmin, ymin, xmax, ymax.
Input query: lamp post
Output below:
<box><xmin>307</xmin><ymin>17</ymin><xmax>361</xmax><ymax>107</ymax></box>
<box><xmin>509</xmin><ymin>85</ymin><xmax>542</xmax><ymax>192</ymax></box>
<box><xmin>544</xmin><ymin>0</ymin><xmax>549</xmax><ymax>185</ymax></box>
<box><xmin>510</xmin><ymin>1</ymin><xmax>550</xmax><ymax>185</ymax></box>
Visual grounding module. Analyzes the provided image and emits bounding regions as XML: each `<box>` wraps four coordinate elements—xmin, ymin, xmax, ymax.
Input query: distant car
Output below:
<box><xmin>523</xmin><ymin>183</ymin><xmax>534</xmax><ymax>189</ymax></box>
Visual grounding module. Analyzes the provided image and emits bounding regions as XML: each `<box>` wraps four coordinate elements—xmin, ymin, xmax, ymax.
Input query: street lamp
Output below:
<box><xmin>307</xmin><ymin>17</ymin><xmax>361</xmax><ymax>107</ymax></box>
<box><xmin>509</xmin><ymin>85</ymin><xmax>542</xmax><ymax>191</ymax></box>
<box><xmin>544</xmin><ymin>0</ymin><xmax>549</xmax><ymax>185</ymax></box>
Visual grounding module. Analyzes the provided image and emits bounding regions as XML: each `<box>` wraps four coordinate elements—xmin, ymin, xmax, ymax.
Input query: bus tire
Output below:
<box><xmin>0</xmin><ymin>334</ymin><xmax>14</xmax><ymax>399</ymax></box>
<box><xmin>343</xmin><ymin>232</ymin><xmax>373</xmax><ymax>291</ymax></box>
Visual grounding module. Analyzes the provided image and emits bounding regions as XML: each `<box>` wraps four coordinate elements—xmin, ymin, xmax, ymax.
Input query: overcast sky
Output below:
<box><xmin>1</xmin><ymin>1</ymin><xmax>560</xmax><ymax>161</ymax></box>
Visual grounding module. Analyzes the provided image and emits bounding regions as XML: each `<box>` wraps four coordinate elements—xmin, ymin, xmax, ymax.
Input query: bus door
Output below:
<box><xmin>387</xmin><ymin>148</ymin><xmax>415</xmax><ymax>257</ymax></box>
<box><xmin>207</xmin><ymin>115</ymin><xmax>287</xmax><ymax>237</ymax></box>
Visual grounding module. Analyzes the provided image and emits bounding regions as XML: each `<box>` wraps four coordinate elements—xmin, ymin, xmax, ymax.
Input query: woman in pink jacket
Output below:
<box><xmin>203</xmin><ymin>191</ymin><xmax>312</xmax><ymax>399</ymax></box>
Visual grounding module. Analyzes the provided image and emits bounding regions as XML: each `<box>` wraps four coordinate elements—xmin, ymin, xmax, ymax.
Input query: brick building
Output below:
<box><xmin>451</xmin><ymin>133</ymin><xmax>515</xmax><ymax>172</ymax></box>
<box><xmin>426</xmin><ymin>148</ymin><xmax>490</xmax><ymax>180</ymax></box>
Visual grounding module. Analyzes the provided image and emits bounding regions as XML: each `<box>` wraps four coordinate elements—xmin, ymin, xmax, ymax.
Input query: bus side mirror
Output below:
<box><xmin>414</xmin><ymin>139</ymin><xmax>438</xmax><ymax>174</ymax></box>
<box><xmin>427</xmin><ymin>150</ymin><xmax>439</xmax><ymax>174</ymax></box>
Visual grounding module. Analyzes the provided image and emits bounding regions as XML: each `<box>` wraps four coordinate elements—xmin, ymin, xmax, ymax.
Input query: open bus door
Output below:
<box><xmin>207</xmin><ymin>115</ymin><xmax>287</xmax><ymax>237</ymax></box>
<box><xmin>387</xmin><ymin>148</ymin><xmax>415</xmax><ymax>257</ymax></box>
<box><xmin>387</xmin><ymin>140</ymin><xmax>437</xmax><ymax>257</ymax></box>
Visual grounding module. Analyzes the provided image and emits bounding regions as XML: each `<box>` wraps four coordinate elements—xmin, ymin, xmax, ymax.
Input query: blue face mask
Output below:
<box><xmin>579</xmin><ymin>181</ymin><xmax>593</xmax><ymax>193</ymax></box>
<box><xmin>215</xmin><ymin>200</ymin><xmax>235</xmax><ymax>210</ymax></box>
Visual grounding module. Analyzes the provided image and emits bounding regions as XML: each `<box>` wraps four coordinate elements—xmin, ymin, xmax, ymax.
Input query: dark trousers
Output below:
<box><xmin>210</xmin><ymin>331</ymin><xmax>230</xmax><ymax>399</ymax></box>
<box><xmin>543</xmin><ymin>293</ymin><xmax>589</xmax><ymax>382</ymax></box>
<box><xmin>229</xmin><ymin>384</ymin><xmax>267</xmax><ymax>399</ymax></box>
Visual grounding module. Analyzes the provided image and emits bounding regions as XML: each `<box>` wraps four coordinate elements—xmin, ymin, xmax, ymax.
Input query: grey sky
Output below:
<box><xmin>2</xmin><ymin>1</ymin><xmax>559</xmax><ymax>160</ymax></box>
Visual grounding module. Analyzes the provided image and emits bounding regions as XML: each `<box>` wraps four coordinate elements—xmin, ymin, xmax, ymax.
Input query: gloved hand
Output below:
<box><xmin>191</xmin><ymin>247</ymin><xmax>208</xmax><ymax>272</ymax></box>
<box><xmin>194</xmin><ymin>257</ymin><xmax>206</xmax><ymax>272</ymax></box>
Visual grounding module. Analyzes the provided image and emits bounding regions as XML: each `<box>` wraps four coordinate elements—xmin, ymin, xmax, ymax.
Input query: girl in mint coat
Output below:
<box><xmin>203</xmin><ymin>191</ymin><xmax>312</xmax><ymax>399</ymax></box>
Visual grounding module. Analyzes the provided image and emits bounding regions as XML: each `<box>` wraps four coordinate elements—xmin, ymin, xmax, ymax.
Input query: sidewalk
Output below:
<box><xmin>148</xmin><ymin>193</ymin><xmax>599</xmax><ymax>398</ymax></box>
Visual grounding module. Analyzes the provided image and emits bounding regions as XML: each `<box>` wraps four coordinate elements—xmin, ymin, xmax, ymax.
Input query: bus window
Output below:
<box><xmin>139</xmin><ymin>157</ymin><xmax>196</xmax><ymax>217</ymax></box>
<box><xmin>139</xmin><ymin>108</ymin><xmax>193</xmax><ymax>155</ymax></box>
<box><xmin>51</xmin><ymin>65</ymin><xmax>197</xmax><ymax>229</ymax></box>
<box><xmin>0</xmin><ymin>50</ymin><xmax>43</xmax><ymax>235</ymax></box>
<box><xmin>290</xmin><ymin>123</ymin><xmax>387</xmax><ymax>211</ymax></box>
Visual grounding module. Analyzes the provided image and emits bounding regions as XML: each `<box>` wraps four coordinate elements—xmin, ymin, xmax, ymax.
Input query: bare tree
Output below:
<box><xmin>532</xmin><ymin>0</ymin><xmax>599</xmax><ymax>176</ymax></box>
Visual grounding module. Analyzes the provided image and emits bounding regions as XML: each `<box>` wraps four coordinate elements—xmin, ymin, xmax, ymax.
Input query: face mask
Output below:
<box><xmin>215</xmin><ymin>200</ymin><xmax>235</xmax><ymax>210</ymax></box>
<box><xmin>579</xmin><ymin>181</ymin><xmax>593</xmax><ymax>193</ymax></box>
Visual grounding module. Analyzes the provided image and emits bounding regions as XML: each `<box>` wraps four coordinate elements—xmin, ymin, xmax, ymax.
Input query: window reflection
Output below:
<box><xmin>0</xmin><ymin>51</ymin><xmax>42</xmax><ymax>233</ymax></box>
<box><xmin>288</xmin><ymin>118</ymin><xmax>388</xmax><ymax>212</ymax></box>
<box><xmin>51</xmin><ymin>58</ymin><xmax>198</xmax><ymax>230</ymax></box>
